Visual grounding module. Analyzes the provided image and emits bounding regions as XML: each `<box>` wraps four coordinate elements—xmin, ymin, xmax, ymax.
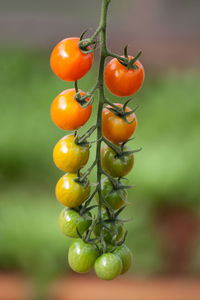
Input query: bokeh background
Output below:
<box><xmin>0</xmin><ymin>0</ymin><xmax>200</xmax><ymax>299</ymax></box>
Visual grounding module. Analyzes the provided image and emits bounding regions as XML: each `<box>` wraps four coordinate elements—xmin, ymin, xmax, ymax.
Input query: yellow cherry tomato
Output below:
<box><xmin>56</xmin><ymin>173</ymin><xmax>90</xmax><ymax>208</ymax></box>
<box><xmin>53</xmin><ymin>134</ymin><xmax>90</xmax><ymax>173</ymax></box>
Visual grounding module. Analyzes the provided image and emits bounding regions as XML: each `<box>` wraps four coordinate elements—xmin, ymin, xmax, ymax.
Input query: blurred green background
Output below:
<box><xmin>0</xmin><ymin>0</ymin><xmax>200</xmax><ymax>285</ymax></box>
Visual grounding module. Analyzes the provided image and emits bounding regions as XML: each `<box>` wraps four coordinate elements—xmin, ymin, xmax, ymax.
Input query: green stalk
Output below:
<box><xmin>95</xmin><ymin>0</ymin><xmax>111</xmax><ymax>252</ymax></box>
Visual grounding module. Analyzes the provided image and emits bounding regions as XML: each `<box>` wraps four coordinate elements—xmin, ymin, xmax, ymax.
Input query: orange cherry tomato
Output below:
<box><xmin>50</xmin><ymin>37</ymin><xmax>94</xmax><ymax>81</ymax></box>
<box><xmin>51</xmin><ymin>88</ymin><xmax>92</xmax><ymax>131</ymax></box>
<box><xmin>102</xmin><ymin>103</ymin><xmax>137</xmax><ymax>144</ymax></box>
<box><xmin>104</xmin><ymin>56</ymin><xmax>144</xmax><ymax>97</ymax></box>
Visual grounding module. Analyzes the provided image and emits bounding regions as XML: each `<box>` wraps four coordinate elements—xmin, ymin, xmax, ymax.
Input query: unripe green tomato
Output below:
<box><xmin>68</xmin><ymin>239</ymin><xmax>99</xmax><ymax>273</ymax></box>
<box><xmin>114</xmin><ymin>244</ymin><xmax>133</xmax><ymax>274</ymax></box>
<box><xmin>101</xmin><ymin>145</ymin><xmax>134</xmax><ymax>178</ymax></box>
<box><xmin>95</xmin><ymin>253</ymin><xmax>122</xmax><ymax>280</ymax></box>
<box><xmin>94</xmin><ymin>212</ymin><xmax>124</xmax><ymax>244</ymax></box>
<box><xmin>100</xmin><ymin>177</ymin><xmax>127</xmax><ymax>210</ymax></box>
<box><xmin>58</xmin><ymin>208</ymin><xmax>92</xmax><ymax>238</ymax></box>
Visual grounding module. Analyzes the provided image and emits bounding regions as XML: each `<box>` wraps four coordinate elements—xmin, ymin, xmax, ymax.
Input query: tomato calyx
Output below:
<box><xmin>103</xmin><ymin>136</ymin><xmax>141</xmax><ymax>160</ymax></box>
<box><xmin>105</xmin><ymin>98</ymin><xmax>139</xmax><ymax>125</ymax></box>
<box><xmin>117</xmin><ymin>48</ymin><xmax>142</xmax><ymax>70</ymax></box>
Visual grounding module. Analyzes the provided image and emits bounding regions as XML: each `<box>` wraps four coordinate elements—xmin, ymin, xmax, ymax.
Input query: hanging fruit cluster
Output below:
<box><xmin>50</xmin><ymin>0</ymin><xmax>144</xmax><ymax>280</ymax></box>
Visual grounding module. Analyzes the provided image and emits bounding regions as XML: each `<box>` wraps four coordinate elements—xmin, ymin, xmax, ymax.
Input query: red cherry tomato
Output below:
<box><xmin>50</xmin><ymin>37</ymin><xmax>93</xmax><ymax>81</ymax></box>
<box><xmin>51</xmin><ymin>88</ymin><xmax>92</xmax><ymax>131</ymax></box>
<box><xmin>104</xmin><ymin>56</ymin><xmax>144</xmax><ymax>96</ymax></box>
<box><xmin>102</xmin><ymin>103</ymin><xmax>137</xmax><ymax>144</ymax></box>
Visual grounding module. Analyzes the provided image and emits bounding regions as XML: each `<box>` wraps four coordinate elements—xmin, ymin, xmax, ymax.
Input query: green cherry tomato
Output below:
<box><xmin>95</xmin><ymin>253</ymin><xmax>122</xmax><ymax>280</ymax></box>
<box><xmin>94</xmin><ymin>212</ymin><xmax>124</xmax><ymax>244</ymax></box>
<box><xmin>114</xmin><ymin>244</ymin><xmax>133</xmax><ymax>274</ymax></box>
<box><xmin>68</xmin><ymin>239</ymin><xmax>99</xmax><ymax>273</ymax></box>
<box><xmin>58</xmin><ymin>208</ymin><xmax>92</xmax><ymax>238</ymax></box>
<box><xmin>101</xmin><ymin>177</ymin><xmax>127</xmax><ymax>210</ymax></box>
<box><xmin>101</xmin><ymin>145</ymin><xmax>134</xmax><ymax>178</ymax></box>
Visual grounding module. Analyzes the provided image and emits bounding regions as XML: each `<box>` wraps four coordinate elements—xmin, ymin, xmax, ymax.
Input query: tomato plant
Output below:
<box><xmin>50</xmin><ymin>0</ymin><xmax>144</xmax><ymax>280</ymax></box>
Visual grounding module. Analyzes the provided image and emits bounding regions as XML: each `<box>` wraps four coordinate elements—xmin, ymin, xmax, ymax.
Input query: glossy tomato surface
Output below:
<box><xmin>101</xmin><ymin>145</ymin><xmax>134</xmax><ymax>178</ymax></box>
<box><xmin>114</xmin><ymin>244</ymin><xmax>133</xmax><ymax>274</ymax></box>
<box><xmin>51</xmin><ymin>89</ymin><xmax>92</xmax><ymax>131</ymax></box>
<box><xmin>104</xmin><ymin>56</ymin><xmax>144</xmax><ymax>97</ymax></box>
<box><xmin>53</xmin><ymin>134</ymin><xmax>90</xmax><ymax>173</ymax></box>
<box><xmin>95</xmin><ymin>253</ymin><xmax>122</xmax><ymax>280</ymax></box>
<box><xmin>50</xmin><ymin>37</ymin><xmax>93</xmax><ymax>81</ymax></box>
<box><xmin>102</xmin><ymin>103</ymin><xmax>137</xmax><ymax>144</ymax></box>
<box><xmin>56</xmin><ymin>173</ymin><xmax>90</xmax><ymax>208</ymax></box>
<box><xmin>58</xmin><ymin>208</ymin><xmax>92</xmax><ymax>238</ymax></box>
<box><xmin>68</xmin><ymin>239</ymin><xmax>99</xmax><ymax>273</ymax></box>
<box><xmin>100</xmin><ymin>177</ymin><xmax>127</xmax><ymax>210</ymax></box>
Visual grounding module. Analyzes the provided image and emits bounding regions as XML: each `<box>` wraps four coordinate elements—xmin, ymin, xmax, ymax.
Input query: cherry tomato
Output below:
<box><xmin>58</xmin><ymin>208</ymin><xmax>92</xmax><ymax>238</ymax></box>
<box><xmin>68</xmin><ymin>239</ymin><xmax>99</xmax><ymax>273</ymax></box>
<box><xmin>50</xmin><ymin>37</ymin><xmax>93</xmax><ymax>81</ymax></box>
<box><xmin>56</xmin><ymin>173</ymin><xmax>90</xmax><ymax>208</ymax></box>
<box><xmin>94</xmin><ymin>212</ymin><xmax>124</xmax><ymax>244</ymax></box>
<box><xmin>114</xmin><ymin>244</ymin><xmax>133</xmax><ymax>274</ymax></box>
<box><xmin>102</xmin><ymin>103</ymin><xmax>137</xmax><ymax>144</ymax></box>
<box><xmin>100</xmin><ymin>177</ymin><xmax>127</xmax><ymax>210</ymax></box>
<box><xmin>53</xmin><ymin>134</ymin><xmax>89</xmax><ymax>173</ymax></box>
<box><xmin>101</xmin><ymin>145</ymin><xmax>134</xmax><ymax>178</ymax></box>
<box><xmin>94</xmin><ymin>253</ymin><xmax>122</xmax><ymax>280</ymax></box>
<box><xmin>104</xmin><ymin>56</ymin><xmax>144</xmax><ymax>96</ymax></box>
<box><xmin>51</xmin><ymin>89</ymin><xmax>92</xmax><ymax>131</ymax></box>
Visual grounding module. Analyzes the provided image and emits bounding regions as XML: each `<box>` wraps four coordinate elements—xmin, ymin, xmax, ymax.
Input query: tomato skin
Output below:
<box><xmin>104</xmin><ymin>56</ymin><xmax>144</xmax><ymax>97</ymax></box>
<box><xmin>51</xmin><ymin>89</ymin><xmax>92</xmax><ymax>131</ymax></box>
<box><xmin>68</xmin><ymin>239</ymin><xmax>99</xmax><ymax>273</ymax></box>
<box><xmin>94</xmin><ymin>253</ymin><xmax>122</xmax><ymax>280</ymax></box>
<box><xmin>56</xmin><ymin>173</ymin><xmax>90</xmax><ymax>208</ymax></box>
<box><xmin>100</xmin><ymin>177</ymin><xmax>127</xmax><ymax>210</ymax></box>
<box><xmin>114</xmin><ymin>244</ymin><xmax>133</xmax><ymax>274</ymax></box>
<box><xmin>50</xmin><ymin>37</ymin><xmax>93</xmax><ymax>81</ymax></box>
<box><xmin>94</xmin><ymin>212</ymin><xmax>124</xmax><ymax>244</ymax></box>
<box><xmin>58</xmin><ymin>208</ymin><xmax>92</xmax><ymax>238</ymax></box>
<box><xmin>53</xmin><ymin>134</ymin><xmax>89</xmax><ymax>173</ymax></box>
<box><xmin>101</xmin><ymin>145</ymin><xmax>134</xmax><ymax>178</ymax></box>
<box><xmin>102</xmin><ymin>103</ymin><xmax>137</xmax><ymax>144</ymax></box>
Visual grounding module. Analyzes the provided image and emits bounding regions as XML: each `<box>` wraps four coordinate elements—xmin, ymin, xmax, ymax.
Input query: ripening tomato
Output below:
<box><xmin>58</xmin><ymin>208</ymin><xmax>92</xmax><ymax>238</ymax></box>
<box><xmin>51</xmin><ymin>89</ymin><xmax>92</xmax><ymax>131</ymax></box>
<box><xmin>102</xmin><ymin>103</ymin><xmax>137</xmax><ymax>144</ymax></box>
<box><xmin>56</xmin><ymin>173</ymin><xmax>90</xmax><ymax>208</ymax></box>
<box><xmin>114</xmin><ymin>244</ymin><xmax>133</xmax><ymax>274</ymax></box>
<box><xmin>101</xmin><ymin>145</ymin><xmax>134</xmax><ymax>178</ymax></box>
<box><xmin>53</xmin><ymin>134</ymin><xmax>90</xmax><ymax>173</ymax></box>
<box><xmin>100</xmin><ymin>177</ymin><xmax>127</xmax><ymax>210</ymax></box>
<box><xmin>68</xmin><ymin>239</ymin><xmax>99</xmax><ymax>273</ymax></box>
<box><xmin>94</xmin><ymin>212</ymin><xmax>124</xmax><ymax>244</ymax></box>
<box><xmin>104</xmin><ymin>56</ymin><xmax>144</xmax><ymax>96</ymax></box>
<box><xmin>94</xmin><ymin>253</ymin><xmax>122</xmax><ymax>280</ymax></box>
<box><xmin>50</xmin><ymin>37</ymin><xmax>93</xmax><ymax>81</ymax></box>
